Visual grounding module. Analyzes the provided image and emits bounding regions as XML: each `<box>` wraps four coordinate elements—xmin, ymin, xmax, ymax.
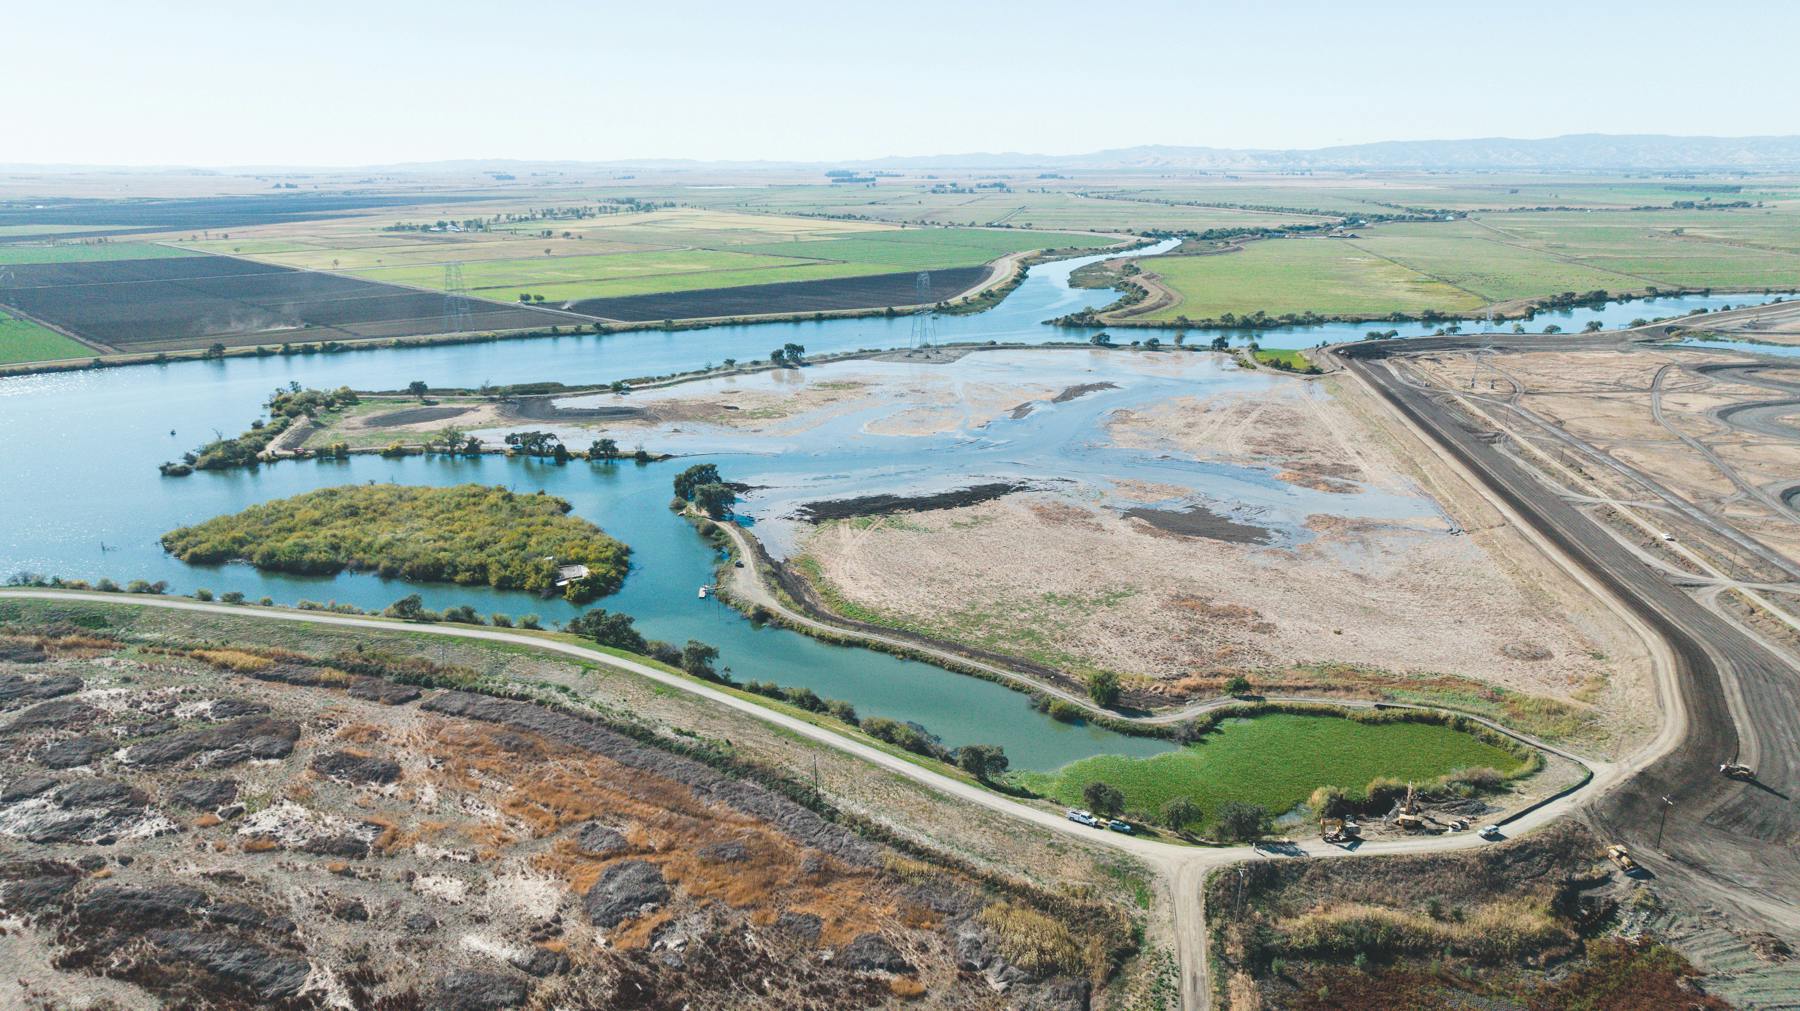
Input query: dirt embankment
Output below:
<box><xmin>1205</xmin><ymin>823</ymin><xmax>1752</xmax><ymax>1010</ymax></box>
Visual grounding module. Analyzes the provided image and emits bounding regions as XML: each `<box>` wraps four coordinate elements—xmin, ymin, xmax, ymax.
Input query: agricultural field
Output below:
<box><xmin>1016</xmin><ymin>713</ymin><xmax>1528</xmax><ymax>832</ymax></box>
<box><xmin>0</xmin><ymin>240</ymin><xmax>198</xmax><ymax>264</ymax></box>
<box><xmin>1116</xmin><ymin>204</ymin><xmax>1800</xmax><ymax>322</ymax></box>
<box><xmin>1129</xmin><ymin>238</ymin><xmax>1484</xmax><ymax>321</ymax></box>
<box><xmin>571</xmin><ymin>265</ymin><xmax>992</xmax><ymax>322</ymax></box>
<box><xmin>0</xmin><ymin>307</ymin><xmax>90</xmax><ymax>364</ymax></box>
<box><xmin>0</xmin><ymin>253</ymin><xmax>567</xmax><ymax>352</ymax></box>
<box><xmin>670</xmin><ymin>182</ymin><xmax>1337</xmax><ymax>232</ymax></box>
<box><xmin>177</xmin><ymin>206</ymin><xmax>1111</xmax><ymax>312</ymax></box>
<box><xmin>0</xmin><ymin>191</ymin><xmax>492</xmax><ymax>240</ymax></box>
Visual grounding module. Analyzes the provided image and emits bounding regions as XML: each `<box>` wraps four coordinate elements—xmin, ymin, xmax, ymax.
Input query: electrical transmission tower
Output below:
<box><xmin>443</xmin><ymin>262</ymin><xmax>473</xmax><ymax>334</ymax></box>
<box><xmin>908</xmin><ymin>271</ymin><xmax>935</xmax><ymax>350</ymax></box>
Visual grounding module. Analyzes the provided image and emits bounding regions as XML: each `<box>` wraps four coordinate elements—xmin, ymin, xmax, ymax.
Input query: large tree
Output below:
<box><xmin>956</xmin><ymin>744</ymin><xmax>1009</xmax><ymax>783</ymax></box>
<box><xmin>1215</xmin><ymin>801</ymin><xmax>1272</xmax><ymax>842</ymax></box>
<box><xmin>1082</xmin><ymin>781</ymin><xmax>1125</xmax><ymax>819</ymax></box>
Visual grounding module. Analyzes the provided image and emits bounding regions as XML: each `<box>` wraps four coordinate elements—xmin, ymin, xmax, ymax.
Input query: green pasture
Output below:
<box><xmin>0</xmin><ymin>311</ymin><xmax>91</xmax><ymax>365</ymax></box>
<box><xmin>1138</xmin><ymin>238</ymin><xmax>1483</xmax><ymax>320</ymax></box>
<box><xmin>0</xmin><ymin>242</ymin><xmax>198</xmax><ymax>265</ymax></box>
<box><xmin>1017</xmin><ymin>713</ymin><xmax>1526</xmax><ymax>832</ymax></box>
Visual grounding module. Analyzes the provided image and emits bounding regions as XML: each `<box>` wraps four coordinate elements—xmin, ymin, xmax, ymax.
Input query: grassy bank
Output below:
<box><xmin>1017</xmin><ymin>712</ymin><xmax>1529</xmax><ymax>832</ymax></box>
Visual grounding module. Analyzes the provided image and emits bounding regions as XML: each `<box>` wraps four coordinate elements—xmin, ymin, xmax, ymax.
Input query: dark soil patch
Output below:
<box><xmin>503</xmin><ymin>396</ymin><xmax>648</xmax><ymax>423</ymax></box>
<box><xmin>0</xmin><ymin>193</ymin><xmax>490</xmax><ymax>242</ymax></box>
<box><xmin>0</xmin><ymin>255</ymin><xmax>573</xmax><ymax>349</ymax></box>
<box><xmin>583</xmin><ymin>860</ymin><xmax>669</xmax><ymax>928</ymax></box>
<box><xmin>570</xmin><ymin>266</ymin><xmax>990</xmax><ymax>323</ymax></box>
<box><xmin>1123</xmin><ymin>504</ymin><xmax>1271</xmax><ymax>544</ymax></box>
<box><xmin>797</xmin><ymin>481</ymin><xmax>1028</xmax><ymax>522</ymax></box>
<box><xmin>365</xmin><ymin>405</ymin><xmax>473</xmax><ymax>426</ymax></box>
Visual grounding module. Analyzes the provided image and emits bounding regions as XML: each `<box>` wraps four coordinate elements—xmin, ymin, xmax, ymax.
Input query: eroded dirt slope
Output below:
<box><xmin>0</xmin><ymin>624</ymin><xmax>1116</xmax><ymax>1010</ymax></box>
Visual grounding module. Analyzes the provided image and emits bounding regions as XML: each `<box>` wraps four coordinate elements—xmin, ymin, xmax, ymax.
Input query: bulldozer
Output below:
<box><xmin>1720</xmin><ymin>762</ymin><xmax>1755</xmax><ymax>780</ymax></box>
<box><xmin>1607</xmin><ymin>844</ymin><xmax>1639</xmax><ymax>875</ymax></box>
<box><xmin>1321</xmin><ymin>817</ymin><xmax>1362</xmax><ymax>843</ymax></box>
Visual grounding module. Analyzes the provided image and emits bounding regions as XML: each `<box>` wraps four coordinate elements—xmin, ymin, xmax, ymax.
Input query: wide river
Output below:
<box><xmin>0</xmin><ymin>243</ymin><xmax>1769</xmax><ymax>768</ymax></box>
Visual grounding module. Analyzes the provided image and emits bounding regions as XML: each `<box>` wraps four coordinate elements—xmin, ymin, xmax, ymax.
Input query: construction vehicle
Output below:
<box><xmin>1720</xmin><ymin>762</ymin><xmax>1755</xmax><ymax>780</ymax></box>
<box><xmin>1321</xmin><ymin>817</ymin><xmax>1362</xmax><ymax>844</ymax></box>
<box><xmin>1607</xmin><ymin>844</ymin><xmax>1639</xmax><ymax>874</ymax></box>
<box><xmin>1394</xmin><ymin>784</ymin><xmax>1427</xmax><ymax>831</ymax></box>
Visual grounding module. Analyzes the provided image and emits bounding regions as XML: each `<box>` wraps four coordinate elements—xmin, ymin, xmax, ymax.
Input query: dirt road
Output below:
<box><xmin>1342</xmin><ymin>337</ymin><xmax>1800</xmax><ymax>935</ymax></box>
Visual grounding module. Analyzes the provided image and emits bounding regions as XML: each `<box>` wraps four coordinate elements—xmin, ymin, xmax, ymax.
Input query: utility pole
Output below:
<box><xmin>1657</xmin><ymin>795</ymin><xmax>1674</xmax><ymax>848</ymax></box>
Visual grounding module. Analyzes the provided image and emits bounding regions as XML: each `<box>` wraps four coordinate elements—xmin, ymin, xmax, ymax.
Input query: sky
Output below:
<box><xmin>11</xmin><ymin>0</ymin><xmax>1800</xmax><ymax>167</ymax></box>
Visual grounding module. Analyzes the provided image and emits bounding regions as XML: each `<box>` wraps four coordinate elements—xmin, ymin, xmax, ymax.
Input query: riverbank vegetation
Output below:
<box><xmin>160</xmin><ymin>384</ymin><xmax>359</xmax><ymax>474</ymax></box>
<box><xmin>159</xmin><ymin>483</ymin><xmax>629</xmax><ymax>601</ymax></box>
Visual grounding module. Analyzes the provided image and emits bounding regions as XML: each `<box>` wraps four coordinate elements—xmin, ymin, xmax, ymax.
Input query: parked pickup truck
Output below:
<box><xmin>1066</xmin><ymin>809</ymin><xmax>1098</xmax><ymax>827</ymax></box>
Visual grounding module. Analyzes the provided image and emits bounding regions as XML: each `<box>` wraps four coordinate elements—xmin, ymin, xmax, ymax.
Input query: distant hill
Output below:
<box><xmin>865</xmin><ymin>135</ymin><xmax>1800</xmax><ymax>172</ymax></box>
<box><xmin>13</xmin><ymin>135</ymin><xmax>1800</xmax><ymax>176</ymax></box>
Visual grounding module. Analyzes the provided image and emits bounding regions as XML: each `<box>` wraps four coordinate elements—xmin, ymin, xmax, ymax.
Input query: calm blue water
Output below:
<box><xmin>0</xmin><ymin>242</ymin><xmax>1770</xmax><ymax>767</ymax></box>
<box><xmin>1676</xmin><ymin>337</ymin><xmax>1800</xmax><ymax>358</ymax></box>
<box><xmin>1162</xmin><ymin>291</ymin><xmax>1797</xmax><ymax>351</ymax></box>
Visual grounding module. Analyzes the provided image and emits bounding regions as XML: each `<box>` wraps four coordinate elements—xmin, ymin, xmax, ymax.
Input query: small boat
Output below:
<box><xmin>697</xmin><ymin>586</ymin><xmax>709</xmax><ymax>599</ymax></box>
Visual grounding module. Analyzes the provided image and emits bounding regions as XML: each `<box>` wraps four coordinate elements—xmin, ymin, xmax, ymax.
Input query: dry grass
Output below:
<box><xmin>887</xmin><ymin>976</ymin><xmax>927</xmax><ymax>999</ymax></box>
<box><xmin>190</xmin><ymin>647</ymin><xmax>275</xmax><ymax>672</ymax></box>
<box><xmin>1279</xmin><ymin>894</ymin><xmax>1571</xmax><ymax>962</ymax></box>
<box><xmin>977</xmin><ymin>901</ymin><xmax>1086</xmax><ymax>978</ymax></box>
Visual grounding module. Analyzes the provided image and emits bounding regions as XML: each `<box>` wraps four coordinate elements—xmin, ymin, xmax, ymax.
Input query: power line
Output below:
<box><xmin>908</xmin><ymin>271</ymin><xmax>934</xmax><ymax>351</ymax></box>
<box><xmin>443</xmin><ymin>262</ymin><xmax>472</xmax><ymax>334</ymax></box>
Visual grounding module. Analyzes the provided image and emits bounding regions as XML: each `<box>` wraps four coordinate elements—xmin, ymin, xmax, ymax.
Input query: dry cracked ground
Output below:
<box><xmin>0</xmin><ymin>617</ymin><xmax>1131</xmax><ymax>1011</ymax></box>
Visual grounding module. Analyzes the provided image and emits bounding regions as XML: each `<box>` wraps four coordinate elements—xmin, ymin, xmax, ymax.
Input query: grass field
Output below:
<box><xmin>1137</xmin><ymin>239</ymin><xmax>1484</xmax><ymax>321</ymax></box>
<box><xmin>1017</xmin><ymin>713</ymin><xmax>1525</xmax><ymax>832</ymax></box>
<box><xmin>1253</xmin><ymin>348</ymin><xmax>1315</xmax><ymax>371</ymax></box>
<box><xmin>0</xmin><ymin>241</ymin><xmax>197</xmax><ymax>265</ymax></box>
<box><xmin>0</xmin><ymin>309</ymin><xmax>90</xmax><ymax>364</ymax></box>
<box><xmin>1125</xmin><ymin>205</ymin><xmax>1800</xmax><ymax>321</ymax></box>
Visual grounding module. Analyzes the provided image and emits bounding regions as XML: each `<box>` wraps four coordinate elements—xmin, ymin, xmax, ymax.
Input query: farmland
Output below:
<box><xmin>1112</xmin><ymin>205</ymin><xmax>1800</xmax><ymax>323</ymax></box>
<box><xmin>0</xmin><ymin>240</ymin><xmax>198</xmax><ymax>264</ymax></box>
<box><xmin>0</xmin><ymin>307</ymin><xmax>90</xmax><ymax>364</ymax></box>
<box><xmin>1016</xmin><ymin>713</ymin><xmax>1527</xmax><ymax>833</ymax></box>
<box><xmin>0</xmin><ymin>253</ymin><xmax>571</xmax><ymax>352</ymax></box>
<box><xmin>1127</xmin><ymin>238</ymin><xmax>1484</xmax><ymax>322</ymax></box>
<box><xmin>662</xmin><ymin>183</ymin><xmax>1340</xmax><ymax>232</ymax></box>
<box><xmin>184</xmin><ymin>206</ymin><xmax>1112</xmax><ymax>308</ymax></box>
<box><xmin>571</xmin><ymin>265</ymin><xmax>992</xmax><ymax>321</ymax></box>
<box><xmin>0</xmin><ymin>191</ymin><xmax>493</xmax><ymax>240</ymax></box>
